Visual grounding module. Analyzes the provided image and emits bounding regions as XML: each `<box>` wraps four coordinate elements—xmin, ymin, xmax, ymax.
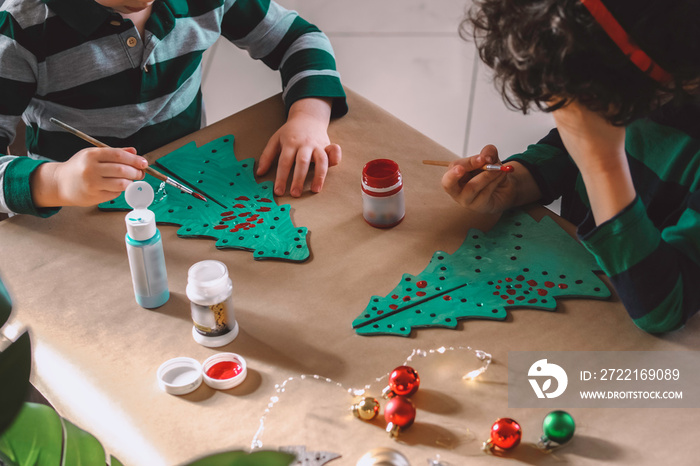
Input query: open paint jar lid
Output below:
<box><xmin>157</xmin><ymin>357</ymin><xmax>203</xmax><ymax>395</ymax></box>
<box><xmin>157</xmin><ymin>353</ymin><xmax>247</xmax><ymax>395</ymax></box>
<box><xmin>202</xmin><ymin>352</ymin><xmax>247</xmax><ymax>390</ymax></box>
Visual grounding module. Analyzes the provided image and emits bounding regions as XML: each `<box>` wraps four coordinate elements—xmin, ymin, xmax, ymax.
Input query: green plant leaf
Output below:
<box><xmin>61</xmin><ymin>418</ymin><xmax>106</xmax><ymax>466</ymax></box>
<box><xmin>0</xmin><ymin>402</ymin><xmax>63</xmax><ymax>466</ymax></box>
<box><xmin>185</xmin><ymin>450</ymin><xmax>295</xmax><ymax>466</ymax></box>
<box><xmin>0</xmin><ymin>278</ymin><xmax>11</xmax><ymax>327</ymax></box>
<box><xmin>110</xmin><ymin>455</ymin><xmax>124</xmax><ymax>466</ymax></box>
<box><xmin>0</xmin><ymin>333</ymin><xmax>32</xmax><ymax>435</ymax></box>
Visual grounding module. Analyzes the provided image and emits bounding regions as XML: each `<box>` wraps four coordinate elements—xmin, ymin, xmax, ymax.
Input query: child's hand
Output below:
<box><xmin>441</xmin><ymin>145</ymin><xmax>518</xmax><ymax>214</ymax></box>
<box><xmin>551</xmin><ymin>100</ymin><xmax>635</xmax><ymax>225</ymax></box>
<box><xmin>256</xmin><ymin>98</ymin><xmax>341</xmax><ymax>197</ymax></box>
<box><xmin>32</xmin><ymin>147</ymin><xmax>147</xmax><ymax>208</ymax></box>
<box><xmin>551</xmin><ymin>100</ymin><xmax>627</xmax><ymax>171</ymax></box>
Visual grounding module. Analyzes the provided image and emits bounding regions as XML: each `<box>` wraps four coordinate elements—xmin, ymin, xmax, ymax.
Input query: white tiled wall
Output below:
<box><xmin>201</xmin><ymin>0</ymin><xmax>556</xmax><ymax>159</ymax></box>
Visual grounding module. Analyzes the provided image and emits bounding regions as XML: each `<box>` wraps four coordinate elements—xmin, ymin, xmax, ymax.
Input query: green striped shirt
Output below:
<box><xmin>507</xmin><ymin>99</ymin><xmax>700</xmax><ymax>333</ymax></box>
<box><xmin>0</xmin><ymin>0</ymin><xmax>347</xmax><ymax>215</ymax></box>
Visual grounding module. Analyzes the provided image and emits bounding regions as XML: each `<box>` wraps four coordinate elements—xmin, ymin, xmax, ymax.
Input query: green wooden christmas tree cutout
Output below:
<box><xmin>352</xmin><ymin>209</ymin><xmax>611</xmax><ymax>336</ymax></box>
<box><xmin>99</xmin><ymin>135</ymin><xmax>310</xmax><ymax>262</ymax></box>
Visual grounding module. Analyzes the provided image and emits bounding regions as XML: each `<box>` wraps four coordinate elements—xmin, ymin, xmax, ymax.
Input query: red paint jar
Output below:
<box><xmin>361</xmin><ymin>159</ymin><xmax>405</xmax><ymax>228</ymax></box>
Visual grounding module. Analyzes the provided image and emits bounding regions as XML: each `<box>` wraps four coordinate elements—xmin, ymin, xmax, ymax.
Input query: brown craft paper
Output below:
<box><xmin>0</xmin><ymin>89</ymin><xmax>698</xmax><ymax>465</ymax></box>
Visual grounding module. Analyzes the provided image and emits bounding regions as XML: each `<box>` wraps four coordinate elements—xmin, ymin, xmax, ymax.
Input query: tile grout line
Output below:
<box><xmin>462</xmin><ymin>53</ymin><xmax>480</xmax><ymax>157</ymax></box>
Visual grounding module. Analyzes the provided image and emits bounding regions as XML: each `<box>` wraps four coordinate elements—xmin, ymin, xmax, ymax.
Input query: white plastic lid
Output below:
<box><xmin>186</xmin><ymin>260</ymin><xmax>231</xmax><ymax>302</ymax></box>
<box><xmin>156</xmin><ymin>357</ymin><xmax>203</xmax><ymax>395</ymax></box>
<box><xmin>157</xmin><ymin>353</ymin><xmax>247</xmax><ymax>395</ymax></box>
<box><xmin>202</xmin><ymin>352</ymin><xmax>247</xmax><ymax>390</ymax></box>
<box><xmin>125</xmin><ymin>181</ymin><xmax>157</xmax><ymax>241</ymax></box>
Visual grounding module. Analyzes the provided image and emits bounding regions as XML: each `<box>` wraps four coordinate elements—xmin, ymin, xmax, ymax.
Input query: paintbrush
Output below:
<box><xmin>49</xmin><ymin>117</ymin><xmax>208</xmax><ymax>202</ymax></box>
<box><xmin>422</xmin><ymin>159</ymin><xmax>514</xmax><ymax>172</ymax></box>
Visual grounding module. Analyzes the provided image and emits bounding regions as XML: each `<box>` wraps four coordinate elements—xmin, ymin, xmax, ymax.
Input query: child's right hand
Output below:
<box><xmin>32</xmin><ymin>147</ymin><xmax>147</xmax><ymax>208</ymax></box>
<box><xmin>441</xmin><ymin>144</ymin><xmax>518</xmax><ymax>214</ymax></box>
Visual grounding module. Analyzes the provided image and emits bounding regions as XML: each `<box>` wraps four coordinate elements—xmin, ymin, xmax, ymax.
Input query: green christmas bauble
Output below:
<box><xmin>542</xmin><ymin>410</ymin><xmax>575</xmax><ymax>444</ymax></box>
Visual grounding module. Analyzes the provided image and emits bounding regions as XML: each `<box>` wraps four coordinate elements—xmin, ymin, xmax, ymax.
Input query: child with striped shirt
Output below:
<box><xmin>442</xmin><ymin>0</ymin><xmax>700</xmax><ymax>332</ymax></box>
<box><xmin>0</xmin><ymin>0</ymin><xmax>347</xmax><ymax>216</ymax></box>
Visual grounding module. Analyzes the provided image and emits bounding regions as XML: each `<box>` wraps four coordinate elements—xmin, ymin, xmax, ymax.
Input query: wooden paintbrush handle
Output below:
<box><xmin>422</xmin><ymin>160</ymin><xmax>452</xmax><ymax>167</ymax></box>
<box><xmin>143</xmin><ymin>166</ymin><xmax>167</xmax><ymax>182</ymax></box>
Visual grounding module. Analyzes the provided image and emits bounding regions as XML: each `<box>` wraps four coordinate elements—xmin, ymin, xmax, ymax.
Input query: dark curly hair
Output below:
<box><xmin>462</xmin><ymin>0</ymin><xmax>700</xmax><ymax>125</ymax></box>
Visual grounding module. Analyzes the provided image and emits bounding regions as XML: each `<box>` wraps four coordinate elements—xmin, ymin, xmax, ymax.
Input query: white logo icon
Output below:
<box><xmin>528</xmin><ymin>359</ymin><xmax>568</xmax><ymax>399</ymax></box>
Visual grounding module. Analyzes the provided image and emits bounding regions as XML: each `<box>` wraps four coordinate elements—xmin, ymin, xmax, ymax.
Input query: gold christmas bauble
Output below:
<box><xmin>352</xmin><ymin>396</ymin><xmax>380</xmax><ymax>421</ymax></box>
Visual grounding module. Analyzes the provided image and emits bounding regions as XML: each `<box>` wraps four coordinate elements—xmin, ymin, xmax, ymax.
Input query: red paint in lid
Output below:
<box><xmin>206</xmin><ymin>360</ymin><xmax>243</xmax><ymax>380</ymax></box>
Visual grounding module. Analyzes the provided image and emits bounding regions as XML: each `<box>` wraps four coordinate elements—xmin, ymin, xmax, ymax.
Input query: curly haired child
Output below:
<box><xmin>443</xmin><ymin>0</ymin><xmax>700</xmax><ymax>332</ymax></box>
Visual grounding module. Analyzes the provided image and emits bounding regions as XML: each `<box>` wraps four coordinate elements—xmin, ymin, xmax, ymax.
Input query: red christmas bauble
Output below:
<box><xmin>384</xmin><ymin>396</ymin><xmax>416</xmax><ymax>428</ymax></box>
<box><xmin>490</xmin><ymin>418</ymin><xmax>522</xmax><ymax>450</ymax></box>
<box><xmin>388</xmin><ymin>365</ymin><xmax>420</xmax><ymax>397</ymax></box>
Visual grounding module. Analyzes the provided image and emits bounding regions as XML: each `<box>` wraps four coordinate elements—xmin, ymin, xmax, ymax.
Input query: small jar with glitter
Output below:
<box><xmin>361</xmin><ymin>159</ymin><xmax>405</xmax><ymax>228</ymax></box>
<box><xmin>186</xmin><ymin>260</ymin><xmax>238</xmax><ymax>347</ymax></box>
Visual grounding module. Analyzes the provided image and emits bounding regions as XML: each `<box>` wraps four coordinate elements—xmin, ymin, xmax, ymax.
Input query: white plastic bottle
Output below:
<box><xmin>186</xmin><ymin>260</ymin><xmax>239</xmax><ymax>347</ymax></box>
<box><xmin>124</xmin><ymin>181</ymin><xmax>169</xmax><ymax>308</ymax></box>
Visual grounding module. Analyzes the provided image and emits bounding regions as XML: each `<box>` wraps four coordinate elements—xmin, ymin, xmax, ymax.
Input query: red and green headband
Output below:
<box><xmin>580</xmin><ymin>0</ymin><xmax>672</xmax><ymax>83</ymax></box>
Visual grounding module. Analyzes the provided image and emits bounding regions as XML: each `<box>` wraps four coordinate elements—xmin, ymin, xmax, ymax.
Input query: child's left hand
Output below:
<box><xmin>256</xmin><ymin>97</ymin><xmax>341</xmax><ymax>197</ymax></box>
<box><xmin>551</xmin><ymin>99</ymin><xmax>635</xmax><ymax>224</ymax></box>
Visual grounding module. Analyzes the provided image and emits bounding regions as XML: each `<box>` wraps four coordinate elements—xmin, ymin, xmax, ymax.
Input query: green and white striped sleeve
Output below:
<box><xmin>220</xmin><ymin>0</ymin><xmax>347</xmax><ymax>117</ymax></box>
<box><xmin>0</xmin><ymin>7</ymin><xmax>57</xmax><ymax>216</ymax></box>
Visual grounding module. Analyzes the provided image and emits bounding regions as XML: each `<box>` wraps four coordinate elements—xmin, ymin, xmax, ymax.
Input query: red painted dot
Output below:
<box><xmin>233</xmin><ymin>204</ymin><xmax>245</xmax><ymax>209</ymax></box>
<box><xmin>417</xmin><ymin>281</ymin><xmax>427</xmax><ymax>288</ymax></box>
<box><xmin>537</xmin><ymin>289</ymin><xmax>548</xmax><ymax>296</ymax></box>
<box><xmin>506</xmin><ymin>289</ymin><xmax>516</xmax><ymax>295</ymax></box>
<box><xmin>501</xmin><ymin>295</ymin><xmax>510</xmax><ymax>300</ymax></box>
<box><xmin>495</xmin><ymin>285</ymin><xmax>501</xmax><ymax>290</ymax></box>
<box><xmin>507</xmin><ymin>299</ymin><xmax>515</xmax><ymax>304</ymax></box>
<box><xmin>222</xmin><ymin>216</ymin><xmax>235</xmax><ymax>222</ymax></box>
<box><xmin>391</xmin><ymin>294</ymin><xmax>399</xmax><ymax>299</ymax></box>
<box><xmin>527</xmin><ymin>280</ymin><xmax>538</xmax><ymax>286</ymax></box>
<box><xmin>389</xmin><ymin>304</ymin><xmax>398</xmax><ymax>310</ymax></box>
<box><xmin>493</xmin><ymin>291</ymin><xmax>500</xmax><ymax>295</ymax></box>
<box><xmin>257</xmin><ymin>219</ymin><xmax>264</xmax><ymax>224</ymax></box>
<box><xmin>259</xmin><ymin>198</ymin><xmax>272</xmax><ymax>203</ymax></box>
<box><xmin>236</xmin><ymin>196</ymin><xmax>249</xmax><ymax>201</ymax></box>
<box><xmin>238</xmin><ymin>212</ymin><xmax>251</xmax><ymax>217</ymax></box>
<box><xmin>544</xmin><ymin>281</ymin><xmax>555</xmax><ymax>288</ymax></box>
<box><xmin>497</xmin><ymin>280</ymin><xmax>502</xmax><ymax>283</ymax></box>
<box><xmin>514</xmin><ymin>284</ymin><xmax>522</xmax><ymax>288</ymax></box>
<box><xmin>246</xmin><ymin>216</ymin><xmax>258</xmax><ymax>221</ymax></box>
<box><xmin>377</xmin><ymin>310</ymin><xmax>384</xmax><ymax>315</ymax></box>
<box><xmin>213</xmin><ymin>225</ymin><xmax>227</xmax><ymax>230</ymax></box>
<box><xmin>221</xmin><ymin>211</ymin><xmax>234</xmax><ymax>216</ymax></box>
<box><xmin>558</xmin><ymin>283</ymin><xmax>568</xmax><ymax>289</ymax></box>
<box><xmin>516</xmin><ymin>296</ymin><xmax>525</xmax><ymax>301</ymax></box>
<box><xmin>505</xmin><ymin>277</ymin><xmax>513</xmax><ymax>282</ymax></box>
<box><xmin>528</xmin><ymin>298</ymin><xmax>538</xmax><ymax>303</ymax></box>
<box><xmin>443</xmin><ymin>295</ymin><xmax>452</xmax><ymax>301</ymax></box>
<box><xmin>403</xmin><ymin>296</ymin><xmax>411</xmax><ymax>302</ymax></box>
<box><xmin>416</xmin><ymin>291</ymin><xmax>426</xmax><ymax>297</ymax></box>
<box><xmin>516</xmin><ymin>275</ymin><xmax>525</xmax><ymax>281</ymax></box>
<box><xmin>256</xmin><ymin>207</ymin><xmax>271</xmax><ymax>212</ymax></box>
